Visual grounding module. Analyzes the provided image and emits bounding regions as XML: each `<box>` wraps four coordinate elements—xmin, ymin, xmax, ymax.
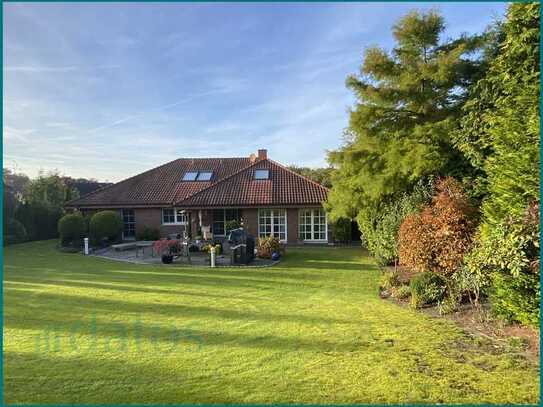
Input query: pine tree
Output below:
<box><xmin>327</xmin><ymin>10</ymin><xmax>487</xmax><ymax>223</ymax></box>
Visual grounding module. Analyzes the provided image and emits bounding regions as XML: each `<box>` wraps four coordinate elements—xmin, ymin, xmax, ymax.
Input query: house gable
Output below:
<box><xmin>66</xmin><ymin>151</ymin><xmax>328</xmax><ymax>208</ymax></box>
<box><xmin>175</xmin><ymin>159</ymin><xmax>329</xmax><ymax>207</ymax></box>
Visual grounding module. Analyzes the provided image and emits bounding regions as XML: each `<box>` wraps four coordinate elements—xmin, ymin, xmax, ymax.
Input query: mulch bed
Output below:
<box><xmin>381</xmin><ymin>265</ymin><xmax>540</xmax><ymax>361</ymax></box>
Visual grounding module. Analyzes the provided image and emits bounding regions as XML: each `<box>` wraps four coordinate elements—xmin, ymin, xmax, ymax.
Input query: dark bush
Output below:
<box><xmin>58</xmin><ymin>213</ymin><xmax>86</xmax><ymax>247</ymax></box>
<box><xmin>15</xmin><ymin>202</ymin><xmax>62</xmax><ymax>241</ymax></box>
<box><xmin>410</xmin><ymin>272</ymin><xmax>447</xmax><ymax>308</ymax></box>
<box><xmin>136</xmin><ymin>227</ymin><xmax>160</xmax><ymax>241</ymax></box>
<box><xmin>331</xmin><ymin>218</ymin><xmax>352</xmax><ymax>243</ymax></box>
<box><xmin>3</xmin><ymin>218</ymin><xmax>28</xmax><ymax>245</ymax></box>
<box><xmin>89</xmin><ymin>210</ymin><xmax>123</xmax><ymax>245</ymax></box>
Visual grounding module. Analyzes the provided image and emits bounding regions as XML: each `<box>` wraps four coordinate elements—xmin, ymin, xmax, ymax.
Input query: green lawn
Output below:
<box><xmin>3</xmin><ymin>240</ymin><xmax>539</xmax><ymax>404</ymax></box>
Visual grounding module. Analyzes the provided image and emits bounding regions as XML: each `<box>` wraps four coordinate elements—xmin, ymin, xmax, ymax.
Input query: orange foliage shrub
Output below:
<box><xmin>398</xmin><ymin>178</ymin><xmax>477</xmax><ymax>276</ymax></box>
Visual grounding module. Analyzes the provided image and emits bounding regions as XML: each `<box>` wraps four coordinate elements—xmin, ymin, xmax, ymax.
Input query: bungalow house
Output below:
<box><xmin>66</xmin><ymin>149</ymin><xmax>331</xmax><ymax>244</ymax></box>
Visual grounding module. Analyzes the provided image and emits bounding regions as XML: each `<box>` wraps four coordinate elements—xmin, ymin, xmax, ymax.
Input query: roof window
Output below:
<box><xmin>255</xmin><ymin>169</ymin><xmax>269</xmax><ymax>180</ymax></box>
<box><xmin>183</xmin><ymin>171</ymin><xmax>213</xmax><ymax>181</ymax></box>
<box><xmin>196</xmin><ymin>171</ymin><xmax>213</xmax><ymax>181</ymax></box>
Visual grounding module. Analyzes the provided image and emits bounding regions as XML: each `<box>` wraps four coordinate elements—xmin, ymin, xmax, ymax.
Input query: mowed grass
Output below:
<box><xmin>3</xmin><ymin>240</ymin><xmax>540</xmax><ymax>404</ymax></box>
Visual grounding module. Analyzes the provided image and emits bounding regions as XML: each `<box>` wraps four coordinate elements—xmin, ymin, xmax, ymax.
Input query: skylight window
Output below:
<box><xmin>182</xmin><ymin>171</ymin><xmax>198</xmax><ymax>181</ymax></box>
<box><xmin>196</xmin><ymin>171</ymin><xmax>213</xmax><ymax>181</ymax></box>
<box><xmin>255</xmin><ymin>169</ymin><xmax>269</xmax><ymax>180</ymax></box>
<box><xmin>182</xmin><ymin>171</ymin><xmax>213</xmax><ymax>181</ymax></box>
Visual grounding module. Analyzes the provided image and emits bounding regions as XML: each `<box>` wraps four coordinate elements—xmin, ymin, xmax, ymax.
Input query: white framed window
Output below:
<box><xmin>299</xmin><ymin>208</ymin><xmax>327</xmax><ymax>241</ymax></box>
<box><xmin>162</xmin><ymin>208</ymin><xmax>187</xmax><ymax>225</ymax></box>
<box><xmin>258</xmin><ymin>209</ymin><xmax>287</xmax><ymax>242</ymax></box>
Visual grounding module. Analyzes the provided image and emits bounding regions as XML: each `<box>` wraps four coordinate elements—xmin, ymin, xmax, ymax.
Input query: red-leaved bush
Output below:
<box><xmin>153</xmin><ymin>239</ymin><xmax>180</xmax><ymax>255</ymax></box>
<box><xmin>398</xmin><ymin>177</ymin><xmax>477</xmax><ymax>276</ymax></box>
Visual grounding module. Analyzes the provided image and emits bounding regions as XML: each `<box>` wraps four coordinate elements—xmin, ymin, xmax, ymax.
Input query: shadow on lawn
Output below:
<box><xmin>5</xmin><ymin>289</ymin><xmax>353</xmax><ymax>326</ymax></box>
<box><xmin>4</xmin><ymin>279</ymin><xmax>256</xmax><ymax>301</ymax></box>
<box><xmin>3</xmin><ymin>350</ymin><xmax>247</xmax><ymax>404</ymax></box>
<box><xmin>6</xmin><ymin>309</ymin><xmax>374</xmax><ymax>355</ymax></box>
<box><xmin>7</xmin><ymin>268</ymin><xmax>309</xmax><ymax>291</ymax></box>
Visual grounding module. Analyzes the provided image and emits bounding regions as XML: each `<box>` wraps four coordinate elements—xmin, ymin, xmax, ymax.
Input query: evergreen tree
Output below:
<box><xmin>460</xmin><ymin>3</ymin><xmax>540</xmax><ymax>326</ymax></box>
<box><xmin>327</xmin><ymin>10</ymin><xmax>487</xmax><ymax>225</ymax></box>
<box><xmin>456</xmin><ymin>3</ymin><xmax>540</xmax><ymax>225</ymax></box>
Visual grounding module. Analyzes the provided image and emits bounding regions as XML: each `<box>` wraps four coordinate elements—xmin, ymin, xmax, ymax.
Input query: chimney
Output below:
<box><xmin>249</xmin><ymin>153</ymin><xmax>257</xmax><ymax>163</ymax></box>
<box><xmin>257</xmin><ymin>149</ymin><xmax>267</xmax><ymax>160</ymax></box>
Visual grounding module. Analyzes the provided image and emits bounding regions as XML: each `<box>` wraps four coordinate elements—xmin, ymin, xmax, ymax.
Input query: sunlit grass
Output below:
<box><xmin>3</xmin><ymin>240</ymin><xmax>539</xmax><ymax>404</ymax></box>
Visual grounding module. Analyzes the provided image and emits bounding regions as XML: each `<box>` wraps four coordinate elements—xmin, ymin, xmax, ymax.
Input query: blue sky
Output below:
<box><xmin>4</xmin><ymin>2</ymin><xmax>506</xmax><ymax>182</ymax></box>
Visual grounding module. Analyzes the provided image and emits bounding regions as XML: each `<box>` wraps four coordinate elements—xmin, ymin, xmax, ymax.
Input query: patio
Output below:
<box><xmin>91</xmin><ymin>243</ymin><xmax>278</xmax><ymax>267</ymax></box>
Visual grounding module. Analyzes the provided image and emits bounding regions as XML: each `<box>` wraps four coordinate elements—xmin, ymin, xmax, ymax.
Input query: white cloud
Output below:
<box><xmin>3</xmin><ymin>126</ymin><xmax>35</xmax><ymax>143</ymax></box>
<box><xmin>4</xmin><ymin>64</ymin><xmax>120</xmax><ymax>73</ymax></box>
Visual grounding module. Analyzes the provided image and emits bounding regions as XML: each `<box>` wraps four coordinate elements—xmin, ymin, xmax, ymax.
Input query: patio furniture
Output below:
<box><xmin>228</xmin><ymin>228</ymin><xmax>255</xmax><ymax>265</ymax></box>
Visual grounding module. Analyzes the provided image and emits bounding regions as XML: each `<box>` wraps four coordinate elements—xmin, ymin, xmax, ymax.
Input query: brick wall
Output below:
<box><xmin>287</xmin><ymin>208</ymin><xmax>299</xmax><ymax>244</ymax></box>
<box><xmin>242</xmin><ymin>208</ymin><xmax>258</xmax><ymax>237</ymax></box>
<box><xmin>135</xmin><ymin>208</ymin><xmax>187</xmax><ymax>238</ymax></box>
<box><xmin>81</xmin><ymin>206</ymin><xmax>325</xmax><ymax>244</ymax></box>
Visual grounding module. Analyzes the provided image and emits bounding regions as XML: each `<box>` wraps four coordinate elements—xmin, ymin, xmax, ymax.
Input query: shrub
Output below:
<box><xmin>136</xmin><ymin>227</ymin><xmax>160</xmax><ymax>241</ymax></box>
<box><xmin>379</xmin><ymin>270</ymin><xmax>401</xmax><ymax>290</ymax></box>
<box><xmin>392</xmin><ymin>285</ymin><xmax>411</xmax><ymax>300</ymax></box>
<box><xmin>256</xmin><ymin>236</ymin><xmax>281</xmax><ymax>259</ymax></box>
<box><xmin>154</xmin><ymin>239</ymin><xmax>180</xmax><ymax>256</ymax></box>
<box><xmin>89</xmin><ymin>210</ymin><xmax>123</xmax><ymax>245</ymax></box>
<box><xmin>331</xmin><ymin>218</ymin><xmax>352</xmax><ymax>243</ymax></box>
<box><xmin>445</xmin><ymin>265</ymin><xmax>488</xmax><ymax>308</ymax></box>
<box><xmin>410</xmin><ymin>272</ymin><xmax>447</xmax><ymax>308</ymax></box>
<box><xmin>398</xmin><ymin>178</ymin><xmax>477</xmax><ymax>276</ymax></box>
<box><xmin>490</xmin><ymin>272</ymin><xmax>540</xmax><ymax>327</ymax></box>
<box><xmin>357</xmin><ymin>180</ymin><xmax>433</xmax><ymax>266</ymax></box>
<box><xmin>15</xmin><ymin>202</ymin><xmax>62</xmax><ymax>241</ymax></box>
<box><xmin>465</xmin><ymin>202</ymin><xmax>540</xmax><ymax>327</ymax></box>
<box><xmin>58</xmin><ymin>213</ymin><xmax>86</xmax><ymax>247</ymax></box>
<box><xmin>3</xmin><ymin>218</ymin><xmax>28</xmax><ymax>245</ymax></box>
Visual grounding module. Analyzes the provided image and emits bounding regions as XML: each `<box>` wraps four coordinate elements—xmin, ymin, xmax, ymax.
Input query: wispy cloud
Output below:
<box><xmin>4</xmin><ymin>64</ymin><xmax>120</xmax><ymax>73</ymax></box>
<box><xmin>4</xmin><ymin>126</ymin><xmax>35</xmax><ymax>143</ymax></box>
<box><xmin>86</xmin><ymin>88</ymin><xmax>240</xmax><ymax>134</ymax></box>
<box><xmin>3</xmin><ymin>2</ymin><xmax>506</xmax><ymax>180</ymax></box>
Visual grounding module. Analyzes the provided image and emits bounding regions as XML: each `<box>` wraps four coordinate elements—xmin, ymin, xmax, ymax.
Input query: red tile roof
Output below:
<box><xmin>66</xmin><ymin>156</ymin><xmax>328</xmax><ymax>208</ymax></box>
<box><xmin>176</xmin><ymin>159</ymin><xmax>328</xmax><ymax>207</ymax></box>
